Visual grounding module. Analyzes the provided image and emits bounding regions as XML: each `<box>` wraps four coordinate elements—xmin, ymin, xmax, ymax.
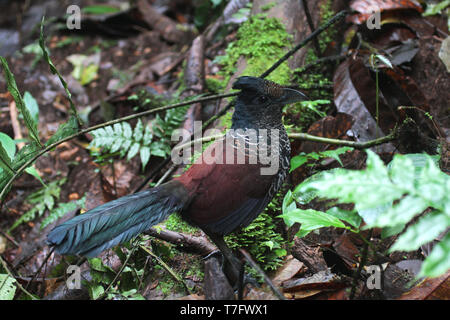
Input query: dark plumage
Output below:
<box><xmin>47</xmin><ymin>76</ymin><xmax>306</xmax><ymax>276</ymax></box>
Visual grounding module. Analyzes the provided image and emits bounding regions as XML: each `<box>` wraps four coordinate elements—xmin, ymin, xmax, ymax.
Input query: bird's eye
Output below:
<box><xmin>257</xmin><ymin>95</ymin><xmax>269</xmax><ymax>104</ymax></box>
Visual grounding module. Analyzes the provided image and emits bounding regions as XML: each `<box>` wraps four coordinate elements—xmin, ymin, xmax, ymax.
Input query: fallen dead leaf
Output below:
<box><xmin>398</xmin><ymin>270</ymin><xmax>450</xmax><ymax>300</ymax></box>
<box><xmin>272</xmin><ymin>255</ymin><xmax>305</xmax><ymax>287</ymax></box>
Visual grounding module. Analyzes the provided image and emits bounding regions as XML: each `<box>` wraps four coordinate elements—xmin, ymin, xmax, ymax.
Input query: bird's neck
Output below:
<box><xmin>231</xmin><ymin>106</ymin><xmax>284</xmax><ymax>132</ymax></box>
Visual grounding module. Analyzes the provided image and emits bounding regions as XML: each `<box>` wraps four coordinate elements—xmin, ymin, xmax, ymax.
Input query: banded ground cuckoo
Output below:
<box><xmin>47</xmin><ymin>76</ymin><xmax>306</xmax><ymax>284</ymax></box>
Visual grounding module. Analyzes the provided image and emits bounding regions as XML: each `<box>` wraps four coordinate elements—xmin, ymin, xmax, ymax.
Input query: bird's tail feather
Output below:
<box><xmin>47</xmin><ymin>181</ymin><xmax>188</xmax><ymax>257</ymax></box>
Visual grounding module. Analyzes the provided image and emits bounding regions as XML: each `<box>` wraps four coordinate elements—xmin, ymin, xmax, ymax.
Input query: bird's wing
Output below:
<box><xmin>176</xmin><ymin>138</ymin><xmax>276</xmax><ymax>234</ymax></box>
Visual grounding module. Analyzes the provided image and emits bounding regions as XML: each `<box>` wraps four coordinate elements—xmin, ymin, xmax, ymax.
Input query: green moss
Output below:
<box><xmin>165</xmin><ymin>213</ymin><xmax>199</xmax><ymax>234</ymax></box>
<box><xmin>291</xmin><ymin>0</ymin><xmax>336</xmax><ymax>131</ymax></box>
<box><xmin>205</xmin><ymin>77</ymin><xmax>225</xmax><ymax>94</ymax></box>
<box><xmin>225</xmin><ymin>191</ymin><xmax>288</xmax><ymax>272</ymax></box>
<box><xmin>261</xmin><ymin>2</ymin><xmax>276</xmax><ymax>12</ymax></box>
<box><xmin>216</xmin><ymin>14</ymin><xmax>293</xmax><ymax>85</ymax></box>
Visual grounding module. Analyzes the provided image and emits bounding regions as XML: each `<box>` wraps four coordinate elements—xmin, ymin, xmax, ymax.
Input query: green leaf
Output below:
<box><xmin>390</xmin><ymin>212</ymin><xmax>450</xmax><ymax>252</ymax></box>
<box><xmin>40</xmin><ymin>17</ymin><xmax>80</xmax><ymax>124</ymax></box>
<box><xmin>133</xmin><ymin>119</ymin><xmax>143</xmax><ymax>142</ymax></box>
<box><xmin>25</xmin><ymin>166</ymin><xmax>46</xmax><ymax>187</ymax></box>
<box><xmin>372</xmin><ymin>195</ymin><xmax>429</xmax><ymax>228</ymax></box>
<box><xmin>82</xmin><ymin>5</ymin><xmax>121</xmax><ymax>15</ymax></box>
<box><xmin>318</xmin><ymin>146</ymin><xmax>353</xmax><ymax>166</ymax></box>
<box><xmin>290</xmin><ymin>154</ymin><xmax>308</xmax><ymax>172</ymax></box>
<box><xmin>423</xmin><ymin>0</ymin><xmax>450</xmax><ymax>16</ymax></box>
<box><xmin>375</xmin><ymin>54</ymin><xmax>393</xmax><ymax>69</ymax></box>
<box><xmin>89</xmin><ymin>284</ymin><xmax>105</xmax><ymax>300</ymax></box>
<box><xmin>127</xmin><ymin>142</ymin><xmax>140</xmax><ymax>160</ymax></box>
<box><xmin>326</xmin><ymin>207</ymin><xmax>361</xmax><ymax>229</ymax></box>
<box><xmin>280</xmin><ymin>208</ymin><xmax>347</xmax><ymax>237</ymax></box>
<box><xmin>140</xmin><ymin>146</ymin><xmax>151</xmax><ymax>170</ymax></box>
<box><xmin>45</xmin><ymin>116</ymin><xmax>79</xmax><ymax>146</ymax></box>
<box><xmin>40</xmin><ymin>196</ymin><xmax>85</xmax><ymax>229</ymax></box>
<box><xmin>419</xmin><ymin>233</ymin><xmax>450</xmax><ymax>278</ymax></box>
<box><xmin>23</xmin><ymin>91</ymin><xmax>39</xmax><ymax>125</ymax></box>
<box><xmin>0</xmin><ymin>274</ymin><xmax>17</xmax><ymax>300</ymax></box>
<box><xmin>0</xmin><ymin>133</ymin><xmax>16</xmax><ymax>174</ymax></box>
<box><xmin>9</xmin><ymin>178</ymin><xmax>65</xmax><ymax>231</ymax></box>
<box><xmin>0</xmin><ymin>57</ymin><xmax>40</xmax><ymax>144</ymax></box>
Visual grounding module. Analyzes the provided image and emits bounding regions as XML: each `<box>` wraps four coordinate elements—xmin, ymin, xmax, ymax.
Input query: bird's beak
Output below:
<box><xmin>279</xmin><ymin>87</ymin><xmax>308</xmax><ymax>105</ymax></box>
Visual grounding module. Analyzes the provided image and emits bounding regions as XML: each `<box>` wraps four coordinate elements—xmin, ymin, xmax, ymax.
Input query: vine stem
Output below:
<box><xmin>172</xmin><ymin>129</ymin><xmax>398</xmax><ymax>153</ymax></box>
<box><xmin>0</xmin><ymin>92</ymin><xmax>238</xmax><ymax>204</ymax></box>
<box><xmin>0</xmin><ymin>254</ymin><xmax>37</xmax><ymax>300</ymax></box>
<box><xmin>140</xmin><ymin>245</ymin><xmax>191</xmax><ymax>295</ymax></box>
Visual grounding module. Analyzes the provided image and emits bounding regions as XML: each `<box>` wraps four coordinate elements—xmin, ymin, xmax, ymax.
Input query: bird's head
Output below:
<box><xmin>231</xmin><ymin>76</ymin><xmax>307</xmax><ymax>129</ymax></box>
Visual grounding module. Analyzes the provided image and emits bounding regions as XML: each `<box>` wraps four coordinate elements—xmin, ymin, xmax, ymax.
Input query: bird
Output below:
<box><xmin>47</xmin><ymin>76</ymin><xmax>306</xmax><ymax>283</ymax></box>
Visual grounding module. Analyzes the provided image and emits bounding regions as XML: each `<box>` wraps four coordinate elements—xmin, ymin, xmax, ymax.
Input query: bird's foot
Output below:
<box><xmin>203</xmin><ymin>250</ymin><xmax>259</xmax><ymax>290</ymax></box>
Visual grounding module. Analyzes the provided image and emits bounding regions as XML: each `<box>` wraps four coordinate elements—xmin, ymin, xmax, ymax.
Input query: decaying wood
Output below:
<box><xmin>203</xmin><ymin>255</ymin><xmax>234</xmax><ymax>300</ymax></box>
<box><xmin>137</xmin><ymin>0</ymin><xmax>191</xmax><ymax>43</ymax></box>
<box><xmin>291</xmin><ymin>237</ymin><xmax>328</xmax><ymax>274</ymax></box>
<box><xmin>181</xmin><ymin>35</ymin><xmax>205</xmax><ymax>139</ymax></box>
<box><xmin>144</xmin><ymin>227</ymin><xmax>216</xmax><ymax>256</ymax></box>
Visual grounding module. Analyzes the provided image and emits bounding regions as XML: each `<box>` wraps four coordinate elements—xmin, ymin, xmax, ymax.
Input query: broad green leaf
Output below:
<box><xmin>0</xmin><ymin>57</ymin><xmax>40</xmax><ymax>144</ymax></box>
<box><xmin>290</xmin><ymin>154</ymin><xmax>308</xmax><ymax>172</ymax></box>
<box><xmin>89</xmin><ymin>284</ymin><xmax>105</xmax><ymax>300</ymax></box>
<box><xmin>371</xmin><ymin>196</ymin><xmax>429</xmax><ymax>228</ymax></box>
<box><xmin>381</xmin><ymin>224</ymin><xmax>405</xmax><ymax>239</ymax></box>
<box><xmin>280</xmin><ymin>208</ymin><xmax>347</xmax><ymax>237</ymax></box>
<box><xmin>326</xmin><ymin>207</ymin><xmax>361</xmax><ymax>229</ymax></box>
<box><xmin>419</xmin><ymin>233</ymin><xmax>450</xmax><ymax>278</ymax></box>
<box><xmin>358</xmin><ymin>201</ymin><xmax>392</xmax><ymax>226</ymax></box>
<box><xmin>390</xmin><ymin>212</ymin><xmax>450</xmax><ymax>252</ymax></box>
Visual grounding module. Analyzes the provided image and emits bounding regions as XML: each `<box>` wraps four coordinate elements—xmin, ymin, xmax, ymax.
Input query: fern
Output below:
<box><xmin>40</xmin><ymin>196</ymin><xmax>86</xmax><ymax>229</ymax></box>
<box><xmin>0</xmin><ymin>274</ymin><xmax>16</xmax><ymax>300</ymax></box>
<box><xmin>90</xmin><ymin>105</ymin><xmax>189</xmax><ymax>169</ymax></box>
<box><xmin>9</xmin><ymin>178</ymin><xmax>66</xmax><ymax>231</ymax></box>
<box><xmin>281</xmin><ymin>151</ymin><xmax>450</xmax><ymax>278</ymax></box>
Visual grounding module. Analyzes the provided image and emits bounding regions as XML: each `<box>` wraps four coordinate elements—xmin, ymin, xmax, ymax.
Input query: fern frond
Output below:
<box><xmin>89</xmin><ymin>105</ymin><xmax>189</xmax><ymax>170</ymax></box>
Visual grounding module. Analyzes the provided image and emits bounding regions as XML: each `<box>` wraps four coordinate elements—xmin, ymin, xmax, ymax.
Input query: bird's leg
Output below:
<box><xmin>205</xmin><ymin>232</ymin><xmax>242</xmax><ymax>286</ymax></box>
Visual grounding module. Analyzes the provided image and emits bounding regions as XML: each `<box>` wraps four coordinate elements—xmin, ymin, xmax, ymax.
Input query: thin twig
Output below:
<box><xmin>260</xmin><ymin>10</ymin><xmax>348</xmax><ymax>78</ymax></box>
<box><xmin>349</xmin><ymin>230</ymin><xmax>372</xmax><ymax>300</ymax></box>
<box><xmin>239</xmin><ymin>249</ymin><xmax>286</xmax><ymax>300</ymax></box>
<box><xmin>301</xmin><ymin>0</ymin><xmax>321</xmax><ymax>57</ymax></box>
<box><xmin>140</xmin><ymin>245</ymin><xmax>191</xmax><ymax>295</ymax></box>
<box><xmin>0</xmin><ymin>92</ymin><xmax>238</xmax><ymax>203</ymax></box>
<box><xmin>0</xmin><ymin>254</ymin><xmax>37</xmax><ymax>300</ymax></box>
<box><xmin>24</xmin><ymin>247</ymin><xmax>54</xmax><ymax>292</ymax></box>
<box><xmin>288</xmin><ymin>130</ymin><xmax>398</xmax><ymax>149</ymax></box>
<box><xmin>97</xmin><ymin>240</ymin><xmax>139</xmax><ymax>300</ymax></box>
<box><xmin>294</xmin><ymin>54</ymin><xmax>346</xmax><ymax>75</ymax></box>
<box><xmin>172</xmin><ymin>130</ymin><xmax>398</xmax><ymax>153</ymax></box>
